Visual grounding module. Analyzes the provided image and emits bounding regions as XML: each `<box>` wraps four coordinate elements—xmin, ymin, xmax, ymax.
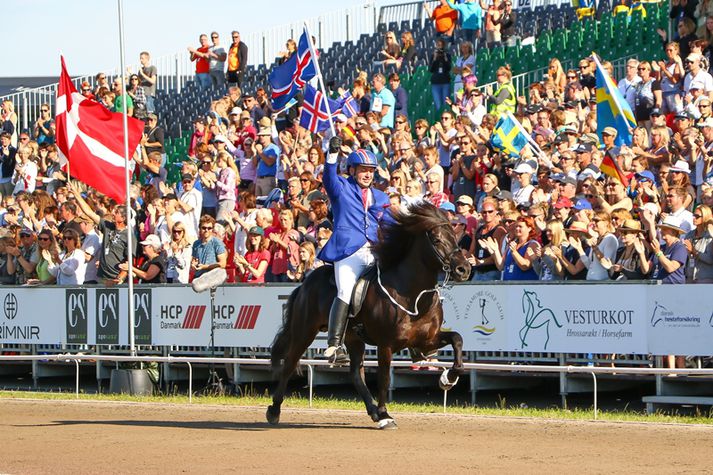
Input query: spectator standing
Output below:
<box><xmin>143</xmin><ymin>113</ymin><xmax>165</xmax><ymax>164</ymax></box>
<box><xmin>370</xmin><ymin>73</ymin><xmax>396</xmax><ymax>128</ymax></box>
<box><xmin>572</xmin><ymin>211</ymin><xmax>619</xmax><ymax>280</ymax></box>
<box><xmin>188</xmin><ymin>34</ymin><xmax>211</xmax><ymax>90</ymax></box>
<box><xmin>497</xmin><ymin>1</ymin><xmax>517</xmax><ymax>47</ymax></box>
<box><xmin>618</xmin><ymin>59</ymin><xmax>642</xmax><ymax>112</ymax></box>
<box><xmin>8</xmin><ymin>228</ymin><xmax>37</xmax><ymax>284</ymax></box>
<box><xmin>166</xmin><ymin>222</ymin><xmax>192</xmax><ymax>284</ymax></box>
<box><xmin>398</xmin><ymin>31</ymin><xmax>417</xmax><ymax>73</ymax></box>
<box><xmin>227</xmin><ymin>31</ymin><xmax>248</xmax><ymax>87</ymax></box>
<box><xmin>78</xmin><ymin>215</ymin><xmax>101</xmax><ymax>284</ymax></box>
<box><xmin>447</xmin><ymin>0</ymin><xmax>485</xmax><ymax>46</ymax></box>
<box><xmin>388</xmin><ymin>73</ymin><xmax>409</xmax><ymax>120</ymax></box>
<box><xmin>484</xmin><ymin>0</ymin><xmax>503</xmax><ymax>48</ymax></box>
<box><xmin>1</xmin><ymin>101</ymin><xmax>18</xmax><ymax>147</ymax></box>
<box><xmin>254</xmin><ymin>128</ymin><xmax>280</xmax><ymax>196</ymax></box>
<box><xmin>138</xmin><ymin>51</ymin><xmax>157</xmax><ymax>113</ymax></box>
<box><xmin>486</xmin><ymin>66</ymin><xmax>516</xmax><ymax>115</ymax></box>
<box><xmin>191</xmin><ymin>215</ymin><xmax>227</xmax><ymax>279</ymax></box>
<box><xmin>71</xmin><ymin>183</ymin><xmax>135</xmax><ymax>285</ymax></box>
<box><xmin>215</xmin><ymin>152</ymin><xmax>238</xmax><ymax>221</ymax></box>
<box><xmin>453</xmin><ymin>41</ymin><xmax>476</xmax><ymax>97</ymax></box>
<box><xmin>112</xmin><ymin>77</ymin><xmax>133</xmax><ymax>116</ymax></box>
<box><xmin>27</xmin><ymin>229</ymin><xmax>59</xmax><ymax>285</ymax></box>
<box><xmin>683</xmin><ymin>204</ymin><xmax>713</xmax><ymax>281</ymax></box>
<box><xmin>608</xmin><ymin>219</ymin><xmax>650</xmax><ymax>280</ymax></box>
<box><xmin>683</xmin><ymin>53</ymin><xmax>713</xmax><ymax>97</ymax></box>
<box><xmin>430</xmin><ymin>38</ymin><xmax>452</xmax><ymax>111</ymax></box>
<box><xmin>178</xmin><ymin>173</ymin><xmax>203</xmax><ymax>239</ymax></box>
<box><xmin>235</xmin><ymin>226</ymin><xmax>270</xmax><ymax>283</ymax></box>
<box><xmin>451</xmin><ymin>134</ymin><xmax>478</xmax><ymax>199</ymax></box>
<box><xmin>425</xmin><ymin>0</ymin><xmax>458</xmax><ymax>45</ymax></box>
<box><xmin>12</xmin><ymin>146</ymin><xmax>38</xmax><ymax>195</ymax></box>
<box><xmin>268</xmin><ymin>209</ymin><xmax>300</xmax><ymax>282</ymax></box>
<box><xmin>486</xmin><ymin>216</ymin><xmax>540</xmax><ymax>280</ymax></box>
<box><xmin>121</xmin><ymin>234</ymin><xmax>166</xmax><ymax>284</ymax></box>
<box><xmin>0</xmin><ymin>132</ymin><xmax>17</xmax><ymax>198</ymax></box>
<box><xmin>48</xmin><ymin>228</ymin><xmax>86</xmax><ymax>285</ymax></box>
<box><xmin>650</xmin><ymin>216</ymin><xmax>688</xmax><ymax>284</ymax></box>
<box><xmin>33</xmin><ymin>104</ymin><xmax>55</xmax><ymax>145</ymax></box>
<box><xmin>208</xmin><ymin>31</ymin><xmax>227</xmax><ymax>89</ymax></box>
<box><xmin>127</xmin><ymin>74</ymin><xmax>147</xmax><ymax>120</ymax></box>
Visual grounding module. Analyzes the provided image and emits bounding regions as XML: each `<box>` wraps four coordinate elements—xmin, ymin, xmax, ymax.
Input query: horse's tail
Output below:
<box><xmin>269</xmin><ymin>285</ymin><xmax>300</xmax><ymax>376</ymax></box>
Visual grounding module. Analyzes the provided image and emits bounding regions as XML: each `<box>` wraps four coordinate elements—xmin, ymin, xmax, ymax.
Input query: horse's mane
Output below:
<box><xmin>374</xmin><ymin>201</ymin><xmax>449</xmax><ymax>270</ymax></box>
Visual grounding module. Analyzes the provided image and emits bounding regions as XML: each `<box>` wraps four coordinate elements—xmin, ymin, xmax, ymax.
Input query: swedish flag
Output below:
<box><xmin>594</xmin><ymin>55</ymin><xmax>637</xmax><ymax>146</ymax></box>
<box><xmin>490</xmin><ymin>114</ymin><xmax>530</xmax><ymax>157</ymax></box>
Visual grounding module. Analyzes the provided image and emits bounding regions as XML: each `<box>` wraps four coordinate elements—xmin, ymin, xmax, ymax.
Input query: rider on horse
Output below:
<box><xmin>319</xmin><ymin>137</ymin><xmax>390</xmax><ymax>365</ymax></box>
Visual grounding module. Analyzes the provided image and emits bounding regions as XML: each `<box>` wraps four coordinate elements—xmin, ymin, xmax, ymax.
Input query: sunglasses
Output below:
<box><xmin>481</xmin><ymin>210</ymin><xmax>496</xmax><ymax>214</ymax></box>
<box><xmin>300</xmin><ymin>178</ymin><xmax>310</xmax><ymax>182</ymax></box>
<box><xmin>41</xmin><ymin>109</ymin><xmax>49</xmax><ymax>112</ymax></box>
<box><xmin>62</xmin><ymin>236</ymin><xmax>74</xmax><ymax>241</ymax></box>
<box><xmin>694</xmin><ymin>214</ymin><xmax>702</xmax><ymax>218</ymax></box>
<box><xmin>200</xmin><ymin>226</ymin><xmax>214</xmax><ymax>231</ymax></box>
<box><xmin>173</xmin><ymin>229</ymin><xmax>185</xmax><ymax>233</ymax></box>
<box><xmin>441</xmin><ymin>116</ymin><xmax>451</xmax><ymax>120</ymax></box>
<box><xmin>395</xmin><ymin>120</ymin><xmax>406</xmax><ymax>124</ymax></box>
<box><xmin>38</xmin><ymin>237</ymin><xmax>50</xmax><ymax>241</ymax></box>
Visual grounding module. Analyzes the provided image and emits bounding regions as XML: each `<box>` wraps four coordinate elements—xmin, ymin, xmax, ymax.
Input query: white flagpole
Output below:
<box><xmin>505</xmin><ymin>110</ymin><xmax>551</xmax><ymax>167</ymax></box>
<box><xmin>303</xmin><ymin>23</ymin><xmax>336</xmax><ymax>136</ymax></box>
<box><xmin>117</xmin><ymin>0</ymin><xmax>136</xmax><ymax>357</ymax></box>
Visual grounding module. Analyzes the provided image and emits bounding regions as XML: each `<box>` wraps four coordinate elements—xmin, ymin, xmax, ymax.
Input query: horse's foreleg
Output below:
<box><xmin>436</xmin><ymin>331</ymin><xmax>464</xmax><ymax>390</ymax></box>
<box><xmin>346</xmin><ymin>337</ymin><xmax>379</xmax><ymax>422</ymax></box>
<box><xmin>375</xmin><ymin>346</ymin><xmax>397</xmax><ymax>429</ymax></box>
<box><xmin>266</xmin><ymin>350</ymin><xmax>301</xmax><ymax>425</ymax></box>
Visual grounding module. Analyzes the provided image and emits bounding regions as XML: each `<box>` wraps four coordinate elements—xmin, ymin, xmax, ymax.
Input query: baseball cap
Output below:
<box><xmin>649</xmin><ymin>108</ymin><xmax>662</xmax><ymax>117</ymax></box>
<box><xmin>573</xmin><ymin>143</ymin><xmax>594</xmax><ymax>153</ymax></box>
<box><xmin>513</xmin><ymin>163</ymin><xmax>534</xmax><ymax>174</ymax></box>
<box><xmin>554</xmin><ymin>196</ymin><xmax>574</xmax><ymax>209</ymax></box>
<box><xmin>455</xmin><ymin>195</ymin><xmax>474</xmax><ymax>206</ymax></box>
<box><xmin>675</xmin><ymin>111</ymin><xmax>693</xmax><ymax>120</ymax></box>
<box><xmin>257</xmin><ymin>127</ymin><xmax>272</xmax><ymax>136</ymax></box>
<box><xmin>248</xmin><ymin>226</ymin><xmax>264</xmax><ymax>236</ymax></box>
<box><xmin>140</xmin><ymin>234</ymin><xmax>162</xmax><ymax>248</ymax></box>
<box><xmin>229</xmin><ymin>107</ymin><xmax>242</xmax><ymax>115</ymax></box>
<box><xmin>495</xmin><ymin>190</ymin><xmax>513</xmax><ymax>200</ymax></box>
<box><xmin>635</xmin><ymin>170</ymin><xmax>656</xmax><ymax>183</ymax></box>
<box><xmin>181</xmin><ymin>173</ymin><xmax>195</xmax><ymax>182</ymax></box>
<box><xmin>573</xmin><ymin>198</ymin><xmax>593</xmax><ymax>210</ymax></box>
<box><xmin>439</xmin><ymin>201</ymin><xmax>456</xmax><ymax>213</ymax></box>
<box><xmin>689</xmin><ymin>81</ymin><xmax>705</xmax><ymax>91</ymax></box>
<box><xmin>602</xmin><ymin>126</ymin><xmax>618</xmax><ymax>137</ymax></box>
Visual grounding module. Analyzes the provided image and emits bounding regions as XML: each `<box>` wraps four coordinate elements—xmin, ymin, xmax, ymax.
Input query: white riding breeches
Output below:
<box><xmin>334</xmin><ymin>243</ymin><xmax>375</xmax><ymax>304</ymax></box>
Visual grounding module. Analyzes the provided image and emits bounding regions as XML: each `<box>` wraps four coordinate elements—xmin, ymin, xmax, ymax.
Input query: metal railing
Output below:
<box><xmin>3</xmin><ymin>353</ymin><xmax>713</xmax><ymax>419</ymax></box>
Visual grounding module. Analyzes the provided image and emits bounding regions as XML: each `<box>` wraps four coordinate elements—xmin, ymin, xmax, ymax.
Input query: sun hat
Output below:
<box><xmin>618</xmin><ymin>219</ymin><xmax>643</xmax><ymax>233</ymax></box>
<box><xmin>656</xmin><ymin>216</ymin><xmax>686</xmax><ymax>234</ymax></box>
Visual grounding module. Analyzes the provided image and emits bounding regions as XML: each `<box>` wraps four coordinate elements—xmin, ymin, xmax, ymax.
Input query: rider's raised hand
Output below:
<box><xmin>329</xmin><ymin>136</ymin><xmax>342</xmax><ymax>154</ymax></box>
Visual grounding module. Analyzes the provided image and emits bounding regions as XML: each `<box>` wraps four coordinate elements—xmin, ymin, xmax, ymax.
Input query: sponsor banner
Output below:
<box><xmin>647</xmin><ymin>286</ymin><xmax>713</xmax><ymax>356</ymax></box>
<box><xmin>0</xmin><ymin>288</ymin><xmax>64</xmax><ymax>344</ymax></box>
<box><xmin>504</xmin><ymin>284</ymin><xmax>648</xmax><ymax>354</ymax></box>
<box><xmin>441</xmin><ymin>285</ymin><xmax>509</xmax><ymax>351</ymax></box>
<box><xmin>95</xmin><ymin>288</ymin><xmax>120</xmax><ymax>345</ymax></box>
<box><xmin>65</xmin><ymin>289</ymin><xmax>88</xmax><ymax>344</ymax></box>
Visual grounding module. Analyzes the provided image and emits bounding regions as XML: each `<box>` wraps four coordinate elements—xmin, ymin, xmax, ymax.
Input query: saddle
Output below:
<box><xmin>328</xmin><ymin>264</ymin><xmax>377</xmax><ymax>318</ymax></box>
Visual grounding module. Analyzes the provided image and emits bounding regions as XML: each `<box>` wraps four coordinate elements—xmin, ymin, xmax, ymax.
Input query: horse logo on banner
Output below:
<box><xmin>518</xmin><ymin>290</ymin><xmax>561</xmax><ymax>350</ymax></box>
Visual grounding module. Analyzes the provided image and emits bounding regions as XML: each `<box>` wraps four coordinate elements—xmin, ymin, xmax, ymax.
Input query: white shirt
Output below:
<box><xmin>668</xmin><ymin>207</ymin><xmax>695</xmax><ymax>234</ymax></box>
<box><xmin>581</xmin><ymin>233</ymin><xmax>618</xmax><ymax>281</ymax></box>
<box><xmin>81</xmin><ymin>230</ymin><xmax>101</xmax><ymax>282</ymax></box>
<box><xmin>618</xmin><ymin>76</ymin><xmax>641</xmax><ymax>112</ymax></box>
<box><xmin>683</xmin><ymin>70</ymin><xmax>713</xmax><ymax>94</ymax></box>
<box><xmin>179</xmin><ymin>187</ymin><xmax>202</xmax><ymax>238</ymax></box>
<box><xmin>48</xmin><ymin>248</ymin><xmax>86</xmax><ymax>285</ymax></box>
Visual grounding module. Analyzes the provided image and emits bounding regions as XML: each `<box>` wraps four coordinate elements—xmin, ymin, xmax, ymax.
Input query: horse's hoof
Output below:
<box><xmin>377</xmin><ymin>418</ymin><xmax>398</xmax><ymax>430</ymax></box>
<box><xmin>439</xmin><ymin>369</ymin><xmax>460</xmax><ymax>391</ymax></box>
<box><xmin>369</xmin><ymin>411</ymin><xmax>380</xmax><ymax>423</ymax></box>
<box><xmin>266</xmin><ymin>405</ymin><xmax>280</xmax><ymax>425</ymax></box>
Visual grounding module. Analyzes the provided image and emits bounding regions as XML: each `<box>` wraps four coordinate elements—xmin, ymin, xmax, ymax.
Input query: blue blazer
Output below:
<box><xmin>318</xmin><ymin>160</ymin><xmax>390</xmax><ymax>263</ymax></box>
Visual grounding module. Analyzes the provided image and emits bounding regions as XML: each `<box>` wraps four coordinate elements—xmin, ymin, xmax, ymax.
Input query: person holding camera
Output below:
<box><xmin>430</xmin><ymin>38</ymin><xmax>452</xmax><ymax>111</ymax></box>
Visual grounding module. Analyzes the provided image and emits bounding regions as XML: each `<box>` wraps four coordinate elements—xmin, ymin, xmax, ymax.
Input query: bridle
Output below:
<box><xmin>376</xmin><ymin>221</ymin><xmax>458</xmax><ymax>316</ymax></box>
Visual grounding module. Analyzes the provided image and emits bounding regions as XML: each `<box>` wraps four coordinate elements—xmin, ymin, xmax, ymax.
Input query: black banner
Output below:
<box><xmin>96</xmin><ymin>289</ymin><xmax>119</xmax><ymax>345</ymax></box>
<box><xmin>65</xmin><ymin>289</ymin><xmax>88</xmax><ymax>344</ymax></box>
<box><xmin>133</xmin><ymin>289</ymin><xmax>151</xmax><ymax>345</ymax></box>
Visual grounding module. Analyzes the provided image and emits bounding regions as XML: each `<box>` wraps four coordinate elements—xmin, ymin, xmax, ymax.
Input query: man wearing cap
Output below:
<box><xmin>177</xmin><ymin>173</ymin><xmax>202</xmax><ymax>239</ymax></box>
<box><xmin>78</xmin><ymin>215</ymin><xmax>101</xmax><ymax>285</ymax></box>
<box><xmin>243</xmin><ymin>94</ymin><xmax>266</xmax><ymax>124</ymax></box>
<box><xmin>511</xmin><ymin>163</ymin><xmax>535</xmax><ymax>206</ymax></box>
<box><xmin>683</xmin><ymin>53</ymin><xmax>713</xmax><ymax>98</ymax></box>
<box><xmin>601</xmin><ymin>127</ymin><xmax>619</xmax><ymax>155</ymax></box>
<box><xmin>8</xmin><ymin>229</ymin><xmax>37</xmax><ymax>284</ymax></box>
<box><xmin>650</xmin><ymin>216</ymin><xmax>688</xmax><ymax>284</ymax></box>
<box><xmin>319</xmin><ymin>137</ymin><xmax>390</xmax><ymax>365</ymax></box>
<box><xmin>554</xmin><ymin>196</ymin><xmax>575</xmax><ymax>227</ymax></box>
<box><xmin>254</xmin><ymin>127</ymin><xmax>280</xmax><ymax>196</ymax></box>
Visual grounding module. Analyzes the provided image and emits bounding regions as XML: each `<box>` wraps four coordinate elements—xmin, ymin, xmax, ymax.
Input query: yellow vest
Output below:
<box><xmin>490</xmin><ymin>82</ymin><xmax>516</xmax><ymax>115</ymax></box>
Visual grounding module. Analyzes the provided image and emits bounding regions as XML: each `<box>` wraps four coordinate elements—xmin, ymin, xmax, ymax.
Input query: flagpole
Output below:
<box><xmin>505</xmin><ymin>110</ymin><xmax>551</xmax><ymax>167</ymax></box>
<box><xmin>303</xmin><ymin>23</ymin><xmax>336</xmax><ymax>137</ymax></box>
<box><xmin>117</xmin><ymin>0</ymin><xmax>136</xmax><ymax>357</ymax></box>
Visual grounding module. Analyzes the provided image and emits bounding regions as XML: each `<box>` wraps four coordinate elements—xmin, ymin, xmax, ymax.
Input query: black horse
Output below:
<box><xmin>266</xmin><ymin>202</ymin><xmax>471</xmax><ymax>429</ymax></box>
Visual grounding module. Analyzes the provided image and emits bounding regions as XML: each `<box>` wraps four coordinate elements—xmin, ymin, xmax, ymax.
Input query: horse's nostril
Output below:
<box><xmin>455</xmin><ymin>265</ymin><xmax>468</xmax><ymax>276</ymax></box>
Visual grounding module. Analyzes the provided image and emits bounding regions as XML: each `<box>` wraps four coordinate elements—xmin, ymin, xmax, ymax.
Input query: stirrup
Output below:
<box><xmin>325</xmin><ymin>345</ymin><xmax>350</xmax><ymax>366</ymax></box>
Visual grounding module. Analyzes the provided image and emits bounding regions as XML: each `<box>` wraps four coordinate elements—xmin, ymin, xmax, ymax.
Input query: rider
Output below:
<box><xmin>319</xmin><ymin>137</ymin><xmax>390</xmax><ymax>364</ymax></box>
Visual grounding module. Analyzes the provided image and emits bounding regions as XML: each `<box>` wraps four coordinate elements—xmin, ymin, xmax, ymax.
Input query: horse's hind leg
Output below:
<box><xmin>345</xmin><ymin>337</ymin><xmax>379</xmax><ymax>422</ymax></box>
<box><xmin>375</xmin><ymin>346</ymin><xmax>397</xmax><ymax>429</ymax></box>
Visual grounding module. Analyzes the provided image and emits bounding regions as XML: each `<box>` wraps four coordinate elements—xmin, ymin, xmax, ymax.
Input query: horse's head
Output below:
<box><xmin>425</xmin><ymin>219</ymin><xmax>471</xmax><ymax>282</ymax></box>
<box><xmin>375</xmin><ymin>202</ymin><xmax>470</xmax><ymax>282</ymax></box>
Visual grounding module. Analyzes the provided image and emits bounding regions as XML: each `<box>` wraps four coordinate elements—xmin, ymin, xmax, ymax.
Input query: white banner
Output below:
<box><xmin>1</xmin><ymin>284</ymin><xmax>712</xmax><ymax>356</ymax></box>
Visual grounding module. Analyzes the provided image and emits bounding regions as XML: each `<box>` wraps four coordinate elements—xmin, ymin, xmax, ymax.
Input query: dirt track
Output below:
<box><xmin>1</xmin><ymin>398</ymin><xmax>711</xmax><ymax>474</ymax></box>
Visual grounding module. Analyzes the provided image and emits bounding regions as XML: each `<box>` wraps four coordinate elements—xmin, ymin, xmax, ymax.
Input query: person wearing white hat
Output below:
<box><xmin>650</xmin><ymin>216</ymin><xmax>688</xmax><ymax>284</ymax></box>
<box><xmin>511</xmin><ymin>163</ymin><xmax>535</xmax><ymax>206</ymax></box>
<box><xmin>683</xmin><ymin>53</ymin><xmax>713</xmax><ymax>99</ymax></box>
<box><xmin>120</xmin><ymin>234</ymin><xmax>166</xmax><ymax>284</ymax></box>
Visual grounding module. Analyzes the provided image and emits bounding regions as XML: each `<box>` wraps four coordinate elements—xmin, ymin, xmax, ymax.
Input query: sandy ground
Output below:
<box><xmin>1</xmin><ymin>398</ymin><xmax>711</xmax><ymax>474</ymax></box>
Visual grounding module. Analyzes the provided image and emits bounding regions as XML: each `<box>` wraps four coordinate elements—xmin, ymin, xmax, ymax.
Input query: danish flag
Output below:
<box><xmin>55</xmin><ymin>57</ymin><xmax>143</xmax><ymax>202</ymax></box>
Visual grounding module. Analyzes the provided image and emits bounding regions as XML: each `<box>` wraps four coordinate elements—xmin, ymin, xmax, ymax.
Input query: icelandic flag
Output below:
<box><xmin>299</xmin><ymin>84</ymin><xmax>340</xmax><ymax>133</ymax></box>
<box><xmin>594</xmin><ymin>55</ymin><xmax>637</xmax><ymax>146</ymax></box>
<box><xmin>336</xmin><ymin>91</ymin><xmax>359</xmax><ymax>118</ymax></box>
<box><xmin>490</xmin><ymin>114</ymin><xmax>529</xmax><ymax>157</ymax></box>
<box><xmin>269</xmin><ymin>28</ymin><xmax>317</xmax><ymax>110</ymax></box>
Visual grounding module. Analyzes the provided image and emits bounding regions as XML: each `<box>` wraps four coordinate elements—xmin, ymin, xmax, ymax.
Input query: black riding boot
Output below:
<box><xmin>324</xmin><ymin>298</ymin><xmax>350</xmax><ymax>366</ymax></box>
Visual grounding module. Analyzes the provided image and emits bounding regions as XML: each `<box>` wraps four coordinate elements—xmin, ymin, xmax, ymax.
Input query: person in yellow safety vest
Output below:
<box><xmin>486</xmin><ymin>65</ymin><xmax>516</xmax><ymax>115</ymax></box>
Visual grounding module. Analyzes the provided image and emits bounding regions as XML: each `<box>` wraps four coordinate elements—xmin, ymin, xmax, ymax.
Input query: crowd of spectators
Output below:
<box><xmin>0</xmin><ymin>0</ymin><xmax>711</xmax><ymax>293</ymax></box>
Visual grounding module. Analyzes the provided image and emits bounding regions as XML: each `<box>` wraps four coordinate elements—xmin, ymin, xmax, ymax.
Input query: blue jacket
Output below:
<box><xmin>448</xmin><ymin>0</ymin><xmax>483</xmax><ymax>30</ymax></box>
<box><xmin>318</xmin><ymin>159</ymin><xmax>390</xmax><ymax>263</ymax></box>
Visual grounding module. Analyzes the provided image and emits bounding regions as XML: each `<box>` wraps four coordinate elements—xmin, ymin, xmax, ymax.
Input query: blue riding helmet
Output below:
<box><xmin>346</xmin><ymin>149</ymin><xmax>378</xmax><ymax>169</ymax></box>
